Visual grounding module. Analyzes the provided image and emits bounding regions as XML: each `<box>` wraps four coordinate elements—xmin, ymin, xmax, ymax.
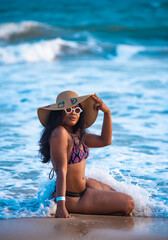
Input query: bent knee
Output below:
<box><xmin>123</xmin><ymin>196</ymin><xmax>134</xmax><ymax>215</ymax></box>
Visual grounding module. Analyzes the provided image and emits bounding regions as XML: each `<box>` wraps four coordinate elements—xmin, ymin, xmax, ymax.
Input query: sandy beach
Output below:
<box><xmin>0</xmin><ymin>214</ymin><xmax>168</xmax><ymax>240</ymax></box>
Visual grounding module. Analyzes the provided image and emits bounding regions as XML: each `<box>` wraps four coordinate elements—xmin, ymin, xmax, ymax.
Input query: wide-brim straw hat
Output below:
<box><xmin>37</xmin><ymin>90</ymin><xmax>98</xmax><ymax>128</ymax></box>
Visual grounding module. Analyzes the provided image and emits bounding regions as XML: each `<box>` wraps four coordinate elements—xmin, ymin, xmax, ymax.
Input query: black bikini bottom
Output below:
<box><xmin>66</xmin><ymin>188</ymin><xmax>87</xmax><ymax>197</ymax></box>
<box><xmin>52</xmin><ymin>183</ymin><xmax>87</xmax><ymax>199</ymax></box>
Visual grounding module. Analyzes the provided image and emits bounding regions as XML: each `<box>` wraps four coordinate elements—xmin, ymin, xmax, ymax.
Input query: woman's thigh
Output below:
<box><xmin>86</xmin><ymin>178</ymin><xmax>115</xmax><ymax>191</ymax></box>
<box><xmin>66</xmin><ymin>188</ymin><xmax>134</xmax><ymax>216</ymax></box>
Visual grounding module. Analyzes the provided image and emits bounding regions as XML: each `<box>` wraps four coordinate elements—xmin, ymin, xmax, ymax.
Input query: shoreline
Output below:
<box><xmin>0</xmin><ymin>214</ymin><xmax>168</xmax><ymax>240</ymax></box>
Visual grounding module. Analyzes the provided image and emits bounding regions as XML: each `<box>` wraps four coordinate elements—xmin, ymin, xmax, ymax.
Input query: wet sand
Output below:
<box><xmin>0</xmin><ymin>214</ymin><xmax>168</xmax><ymax>240</ymax></box>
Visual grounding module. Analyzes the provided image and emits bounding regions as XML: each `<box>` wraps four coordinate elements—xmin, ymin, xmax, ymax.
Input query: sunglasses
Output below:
<box><xmin>64</xmin><ymin>106</ymin><xmax>83</xmax><ymax>115</ymax></box>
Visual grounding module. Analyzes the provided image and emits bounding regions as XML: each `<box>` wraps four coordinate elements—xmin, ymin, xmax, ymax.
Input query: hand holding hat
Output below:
<box><xmin>92</xmin><ymin>94</ymin><xmax>110</xmax><ymax>113</ymax></box>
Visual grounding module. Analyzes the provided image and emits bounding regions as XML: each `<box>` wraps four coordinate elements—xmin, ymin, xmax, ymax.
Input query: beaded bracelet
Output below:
<box><xmin>56</xmin><ymin>196</ymin><xmax>66</xmax><ymax>202</ymax></box>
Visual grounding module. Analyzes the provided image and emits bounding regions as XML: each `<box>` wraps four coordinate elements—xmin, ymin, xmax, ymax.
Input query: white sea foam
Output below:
<box><xmin>0</xmin><ymin>22</ymin><xmax>164</xmax><ymax>65</ymax></box>
<box><xmin>113</xmin><ymin>44</ymin><xmax>145</xmax><ymax>63</ymax></box>
<box><xmin>85</xmin><ymin>166</ymin><xmax>154</xmax><ymax>217</ymax></box>
<box><xmin>39</xmin><ymin>166</ymin><xmax>167</xmax><ymax>218</ymax></box>
<box><xmin>0</xmin><ymin>38</ymin><xmax>79</xmax><ymax>64</ymax></box>
<box><xmin>0</xmin><ymin>40</ymin><xmax>142</xmax><ymax>64</ymax></box>
<box><xmin>0</xmin><ymin>36</ymin><xmax>105</xmax><ymax>64</ymax></box>
<box><xmin>1</xmin><ymin>165</ymin><xmax>168</xmax><ymax>219</ymax></box>
<box><xmin>0</xmin><ymin>21</ymin><xmax>42</xmax><ymax>39</ymax></box>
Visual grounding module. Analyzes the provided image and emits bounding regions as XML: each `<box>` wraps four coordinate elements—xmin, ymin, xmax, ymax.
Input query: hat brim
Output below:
<box><xmin>37</xmin><ymin>94</ymin><xmax>98</xmax><ymax>128</ymax></box>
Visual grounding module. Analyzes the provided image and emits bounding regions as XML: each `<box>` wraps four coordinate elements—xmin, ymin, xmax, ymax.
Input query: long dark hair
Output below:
<box><xmin>39</xmin><ymin>106</ymin><xmax>86</xmax><ymax>163</ymax></box>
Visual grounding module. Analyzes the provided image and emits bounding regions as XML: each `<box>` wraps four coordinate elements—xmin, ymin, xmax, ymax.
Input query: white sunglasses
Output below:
<box><xmin>64</xmin><ymin>106</ymin><xmax>83</xmax><ymax>115</ymax></box>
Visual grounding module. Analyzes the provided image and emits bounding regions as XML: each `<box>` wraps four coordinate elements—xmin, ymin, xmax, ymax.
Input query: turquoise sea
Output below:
<box><xmin>0</xmin><ymin>0</ymin><xmax>168</xmax><ymax>218</ymax></box>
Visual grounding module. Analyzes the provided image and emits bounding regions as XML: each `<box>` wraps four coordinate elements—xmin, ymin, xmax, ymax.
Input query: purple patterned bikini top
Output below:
<box><xmin>68</xmin><ymin>137</ymin><xmax>89</xmax><ymax>164</ymax></box>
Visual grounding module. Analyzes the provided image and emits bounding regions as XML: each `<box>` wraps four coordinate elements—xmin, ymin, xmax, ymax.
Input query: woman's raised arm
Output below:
<box><xmin>49</xmin><ymin>126</ymin><xmax>70</xmax><ymax>218</ymax></box>
<box><xmin>84</xmin><ymin>94</ymin><xmax>112</xmax><ymax>148</ymax></box>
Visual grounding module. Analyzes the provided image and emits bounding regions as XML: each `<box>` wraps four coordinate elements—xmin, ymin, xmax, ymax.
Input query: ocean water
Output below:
<box><xmin>0</xmin><ymin>0</ymin><xmax>168</xmax><ymax>219</ymax></box>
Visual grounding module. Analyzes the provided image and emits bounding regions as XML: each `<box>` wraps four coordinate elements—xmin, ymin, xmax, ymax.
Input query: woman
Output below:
<box><xmin>38</xmin><ymin>90</ymin><xmax>134</xmax><ymax>218</ymax></box>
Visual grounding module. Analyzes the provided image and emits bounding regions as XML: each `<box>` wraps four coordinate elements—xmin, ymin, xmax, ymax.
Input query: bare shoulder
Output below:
<box><xmin>50</xmin><ymin>126</ymin><xmax>69</xmax><ymax>141</ymax></box>
<box><xmin>49</xmin><ymin>126</ymin><xmax>69</xmax><ymax>167</ymax></box>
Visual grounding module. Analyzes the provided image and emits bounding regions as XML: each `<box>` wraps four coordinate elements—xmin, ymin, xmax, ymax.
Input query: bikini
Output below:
<box><xmin>68</xmin><ymin>137</ymin><xmax>89</xmax><ymax>164</ymax></box>
<box><xmin>49</xmin><ymin>134</ymin><xmax>89</xmax><ymax>198</ymax></box>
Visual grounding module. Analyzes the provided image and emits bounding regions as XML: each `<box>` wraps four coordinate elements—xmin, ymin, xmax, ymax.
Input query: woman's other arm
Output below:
<box><xmin>49</xmin><ymin>126</ymin><xmax>70</xmax><ymax>218</ymax></box>
<box><xmin>85</xmin><ymin>94</ymin><xmax>112</xmax><ymax>148</ymax></box>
